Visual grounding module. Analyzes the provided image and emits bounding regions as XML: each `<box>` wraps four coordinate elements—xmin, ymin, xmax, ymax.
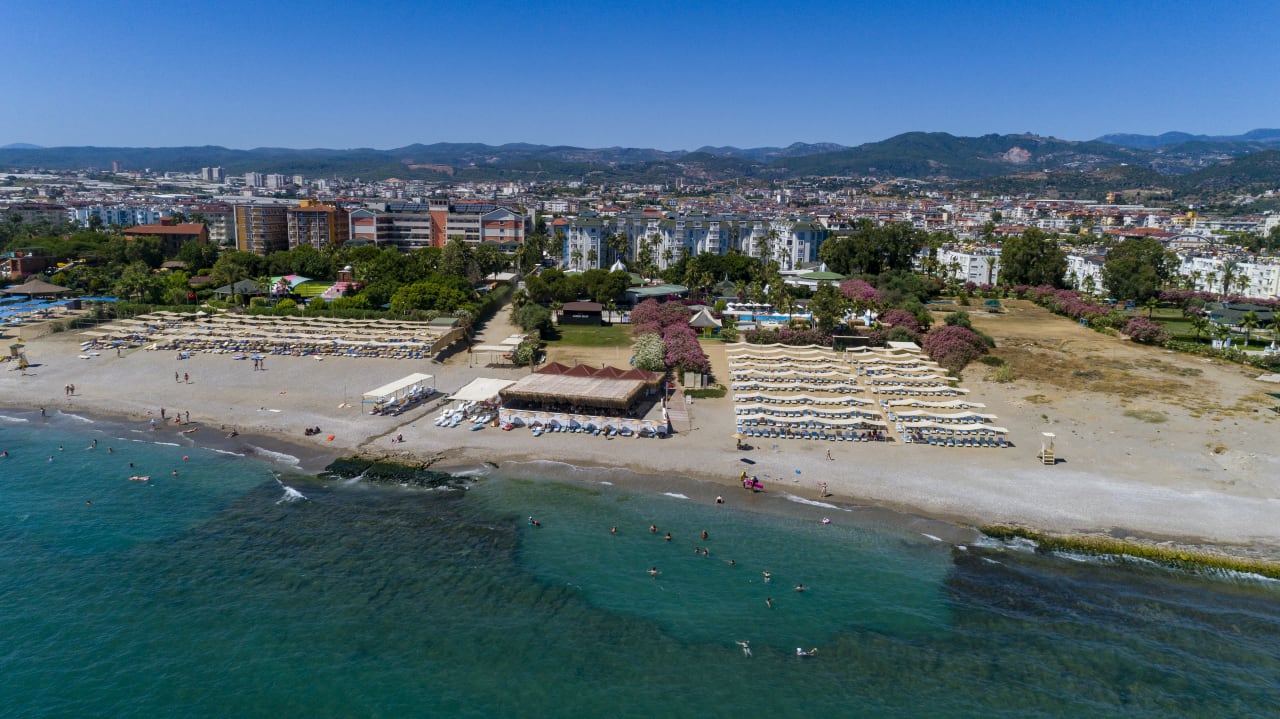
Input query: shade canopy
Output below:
<box><xmin>2</xmin><ymin>278</ymin><xmax>71</xmax><ymax>295</ymax></box>
<box><xmin>362</xmin><ymin>373</ymin><xmax>434</xmax><ymax>403</ymax></box>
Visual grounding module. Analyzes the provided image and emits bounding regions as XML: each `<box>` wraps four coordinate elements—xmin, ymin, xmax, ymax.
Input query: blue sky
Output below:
<box><xmin>3</xmin><ymin>0</ymin><xmax>1277</xmax><ymax>150</ymax></box>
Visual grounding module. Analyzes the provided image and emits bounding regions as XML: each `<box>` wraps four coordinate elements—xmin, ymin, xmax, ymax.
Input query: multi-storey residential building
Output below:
<box><xmin>938</xmin><ymin>245</ymin><xmax>1001</xmax><ymax>285</ymax></box>
<box><xmin>244</xmin><ymin>172</ymin><xmax>264</xmax><ymax>188</ymax></box>
<box><xmin>200</xmin><ymin>167</ymin><xmax>225</xmax><ymax>183</ymax></box>
<box><xmin>561</xmin><ymin>212</ymin><xmax>827</xmax><ymax>272</ymax></box>
<box><xmin>234</xmin><ymin>203</ymin><xmax>289</xmax><ymax>255</ymax></box>
<box><xmin>2</xmin><ymin>202</ymin><xmax>68</xmax><ymax>224</ymax></box>
<box><xmin>69</xmin><ymin>205</ymin><xmax>163</xmax><ymax>227</ymax></box>
<box><xmin>286</xmin><ymin>201</ymin><xmax>349</xmax><ymax>250</ymax></box>
<box><xmin>266</xmin><ymin>174</ymin><xmax>289</xmax><ymax>190</ymax></box>
<box><xmin>348</xmin><ymin>203</ymin><xmax>435</xmax><ymax>250</ymax></box>
<box><xmin>186</xmin><ymin>203</ymin><xmax>236</xmax><ymax>246</ymax></box>
<box><xmin>1066</xmin><ymin>253</ymin><xmax>1106</xmax><ymax>293</ymax></box>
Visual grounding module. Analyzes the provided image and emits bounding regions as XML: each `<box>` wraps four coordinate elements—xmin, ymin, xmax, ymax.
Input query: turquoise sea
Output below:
<box><xmin>3</xmin><ymin>409</ymin><xmax>1280</xmax><ymax>718</ymax></box>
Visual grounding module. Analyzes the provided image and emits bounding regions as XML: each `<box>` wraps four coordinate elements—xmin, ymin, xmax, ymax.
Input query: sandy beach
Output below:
<box><xmin>4</xmin><ymin>301</ymin><xmax>1279</xmax><ymax>559</ymax></box>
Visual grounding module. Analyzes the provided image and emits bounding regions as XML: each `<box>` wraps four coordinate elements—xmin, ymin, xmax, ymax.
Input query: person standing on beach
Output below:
<box><xmin>160</xmin><ymin>408</ymin><xmax>166</xmax><ymax>420</ymax></box>
<box><xmin>175</xmin><ymin>372</ymin><xmax>180</xmax><ymax>383</ymax></box>
<box><xmin>183</xmin><ymin>372</ymin><xmax>189</xmax><ymax>384</ymax></box>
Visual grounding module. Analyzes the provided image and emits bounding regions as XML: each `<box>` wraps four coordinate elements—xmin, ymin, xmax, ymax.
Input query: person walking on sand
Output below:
<box><xmin>183</xmin><ymin>372</ymin><xmax>189</xmax><ymax>384</ymax></box>
<box><xmin>175</xmin><ymin>372</ymin><xmax>180</xmax><ymax>383</ymax></box>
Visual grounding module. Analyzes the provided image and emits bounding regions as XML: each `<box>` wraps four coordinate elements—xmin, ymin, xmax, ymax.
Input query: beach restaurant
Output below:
<box><xmin>499</xmin><ymin>362</ymin><xmax>661</xmax><ymax>412</ymax></box>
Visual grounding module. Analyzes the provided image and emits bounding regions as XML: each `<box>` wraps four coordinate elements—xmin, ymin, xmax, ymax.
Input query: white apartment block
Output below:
<box><xmin>1065</xmin><ymin>253</ymin><xmax>1106</xmax><ymax>294</ymax></box>
<box><xmin>1179</xmin><ymin>254</ymin><xmax>1280</xmax><ymax>299</ymax></box>
<box><xmin>69</xmin><ymin>205</ymin><xmax>163</xmax><ymax>227</ymax></box>
<box><xmin>938</xmin><ymin>247</ymin><xmax>1001</xmax><ymax>285</ymax></box>
<box><xmin>562</xmin><ymin>213</ymin><xmax>826</xmax><ymax>272</ymax></box>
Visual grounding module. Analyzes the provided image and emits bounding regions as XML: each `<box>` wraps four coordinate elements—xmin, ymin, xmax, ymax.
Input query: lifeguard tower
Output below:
<box><xmin>1038</xmin><ymin>432</ymin><xmax>1056</xmax><ymax>465</ymax></box>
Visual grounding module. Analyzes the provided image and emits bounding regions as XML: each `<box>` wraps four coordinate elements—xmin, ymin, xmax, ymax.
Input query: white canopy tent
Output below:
<box><xmin>450</xmin><ymin>377</ymin><xmax>516</xmax><ymax>404</ymax></box>
<box><xmin>362</xmin><ymin>372</ymin><xmax>434</xmax><ymax>406</ymax></box>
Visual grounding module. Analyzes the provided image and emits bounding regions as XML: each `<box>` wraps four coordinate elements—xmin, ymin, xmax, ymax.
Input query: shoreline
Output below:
<box><xmin>10</xmin><ymin>397</ymin><xmax>1280</xmax><ymax>575</ymax></box>
<box><xmin>5</xmin><ymin>313</ymin><xmax>1280</xmax><ymax>565</ymax></box>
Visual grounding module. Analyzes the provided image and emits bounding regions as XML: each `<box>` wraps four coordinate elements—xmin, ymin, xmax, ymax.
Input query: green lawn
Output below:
<box><xmin>546</xmin><ymin>323</ymin><xmax>632</xmax><ymax>348</ymax></box>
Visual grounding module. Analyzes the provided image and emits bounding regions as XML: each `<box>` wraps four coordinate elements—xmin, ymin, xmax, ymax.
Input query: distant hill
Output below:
<box><xmin>769</xmin><ymin>132</ymin><xmax>1143</xmax><ymax>179</ymax></box>
<box><xmin>1096</xmin><ymin>129</ymin><xmax>1280</xmax><ymax>149</ymax></box>
<box><xmin>1</xmin><ymin>143</ymin><xmax>42</xmax><ymax>150</ymax></box>
<box><xmin>1175</xmin><ymin>150</ymin><xmax>1280</xmax><ymax>197</ymax></box>
<box><xmin>692</xmin><ymin>142</ymin><xmax>848</xmax><ymax>162</ymax></box>
<box><xmin>1</xmin><ymin>132</ymin><xmax>1278</xmax><ymax>198</ymax></box>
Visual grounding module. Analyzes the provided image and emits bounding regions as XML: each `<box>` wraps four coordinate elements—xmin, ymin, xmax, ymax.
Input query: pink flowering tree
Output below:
<box><xmin>839</xmin><ymin>278</ymin><xmax>880</xmax><ymax>309</ymax></box>
<box><xmin>1123</xmin><ymin>317</ymin><xmax>1170</xmax><ymax>344</ymax></box>
<box><xmin>921</xmin><ymin>325</ymin><xmax>990</xmax><ymax>372</ymax></box>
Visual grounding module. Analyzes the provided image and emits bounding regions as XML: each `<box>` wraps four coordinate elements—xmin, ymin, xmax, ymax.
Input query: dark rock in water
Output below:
<box><xmin>323</xmin><ymin>456</ymin><xmax>469</xmax><ymax>490</ymax></box>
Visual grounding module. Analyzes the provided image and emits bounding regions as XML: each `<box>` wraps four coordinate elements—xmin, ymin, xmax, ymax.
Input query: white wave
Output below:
<box><xmin>0</xmin><ymin>414</ymin><xmax>29</xmax><ymax>423</ymax></box>
<box><xmin>247</xmin><ymin>445</ymin><xmax>300</xmax><ymax>466</ymax></box>
<box><xmin>662</xmin><ymin>492</ymin><xmax>689</xmax><ymax>500</ymax></box>
<box><xmin>276</xmin><ymin>485</ymin><xmax>308</xmax><ymax>504</ymax></box>
<box><xmin>451</xmin><ymin>467</ymin><xmax>492</xmax><ymax>478</ymax></box>
<box><xmin>61</xmin><ymin>412</ymin><xmax>94</xmax><ymax>423</ymax></box>
<box><xmin>779</xmin><ymin>493</ymin><xmax>849</xmax><ymax>511</ymax></box>
<box><xmin>598</xmin><ymin>481</ymin><xmax>613</xmax><ymax>486</ymax></box>
<box><xmin>211</xmin><ymin>448</ymin><xmax>245</xmax><ymax>457</ymax></box>
<box><xmin>980</xmin><ymin>557</ymin><xmax>1002</xmax><ymax>565</ymax></box>
<box><xmin>921</xmin><ymin>533</ymin><xmax>944</xmax><ymax>543</ymax></box>
<box><xmin>152</xmin><ymin>442</ymin><xmax>181</xmax><ymax>447</ymax></box>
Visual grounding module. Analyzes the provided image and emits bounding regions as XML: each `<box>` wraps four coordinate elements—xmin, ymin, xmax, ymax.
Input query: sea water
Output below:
<box><xmin>2</xmin><ymin>410</ymin><xmax>1280</xmax><ymax>718</ymax></box>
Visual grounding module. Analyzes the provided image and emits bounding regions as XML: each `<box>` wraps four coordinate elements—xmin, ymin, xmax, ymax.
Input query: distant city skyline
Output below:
<box><xmin>3</xmin><ymin>0</ymin><xmax>1278</xmax><ymax>150</ymax></box>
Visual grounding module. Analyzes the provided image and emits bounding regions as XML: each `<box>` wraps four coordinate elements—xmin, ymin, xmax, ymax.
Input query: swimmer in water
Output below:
<box><xmin>664</xmin><ymin>532</ymin><xmax>672</xmax><ymax>541</ymax></box>
<box><xmin>736</xmin><ymin>640</ymin><xmax>752</xmax><ymax>658</ymax></box>
<box><xmin>766</xmin><ymin>597</ymin><xmax>773</xmax><ymax>609</ymax></box>
<box><xmin>794</xmin><ymin>584</ymin><xmax>805</xmax><ymax>592</ymax></box>
<box><xmin>702</xmin><ymin>548</ymin><xmax>709</xmax><ymax>557</ymax></box>
<box><xmin>649</xmin><ymin>524</ymin><xmax>657</xmax><ymax>534</ymax></box>
<box><xmin>610</xmin><ymin>526</ymin><xmax>617</xmax><ymax>535</ymax></box>
<box><xmin>763</xmin><ymin>570</ymin><xmax>772</xmax><ymax>582</ymax></box>
<box><xmin>648</xmin><ymin>567</ymin><xmax>660</xmax><ymax>577</ymax></box>
<box><xmin>701</xmin><ymin>530</ymin><xmax>708</xmax><ymax>540</ymax></box>
<box><xmin>716</xmin><ymin>495</ymin><xmax>724</xmax><ymax>504</ymax></box>
<box><xmin>727</xmin><ymin>559</ymin><xmax>736</xmax><ymax>567</ymax></box>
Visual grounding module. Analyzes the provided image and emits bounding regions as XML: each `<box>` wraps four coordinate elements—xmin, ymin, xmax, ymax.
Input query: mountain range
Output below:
<box><xmin>2</xmin><ymin>131</ymin><xmax>1278</xmax><ymax>201</ymax></box>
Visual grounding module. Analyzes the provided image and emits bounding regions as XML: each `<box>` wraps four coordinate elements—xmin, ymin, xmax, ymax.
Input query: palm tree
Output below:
<box><xmin>1240</xmin><ymin>311</ymin><xmax>1261</xmax><ymax>347</ymax></box>
<box><xmin>586</xmin><ymin>247</ymin><xmax>597</xmax><ymax>269</ymax></box>
<box><xmin>1190</xmin><ymin>314</ymin><xmax>1209</xmax><ymax>343</ymax></box>
<box><xmin>1143</xmin><ymin>297</ymin><xmax>1159</xmax><ymax>318</ymax></box>
<box><xmin>1212</xmin><ymin>323</ymin><xmax>1231</xmax><ymax>346</ymax></box>
<box><xmin>1236</xmin><ymin>274</ymin><xmax>1252</xmax><ymax>299</ymax></box>
<box><xmin>1082</xmin><ymin>275</ymin><xmax>1097</xmax><ymax>296</ymax></box>
<box><xmin>570</xmin><ymin>248</ymin><xmax>583</xmax><ymax>270</ymax></box>
<box><xmin>1219</xmin><ymin>259</ymin><xmax>1239</xmax><ymax>298</ymax></box>
<box><xmin>1189</xmin><ymin>270</ymin><xmax>1202</xmax><ymax>291</ymax></box>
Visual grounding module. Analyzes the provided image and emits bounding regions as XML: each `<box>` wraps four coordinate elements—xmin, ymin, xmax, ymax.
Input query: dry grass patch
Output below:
<box><xmin>1023</xmin><ymin>394</ymin><xmax>1051</xmax><ymax>404</ymax></box>
<box><xmin>1123</xmin><ymin>409</ymin><xmax>1168</xmax><ymax>423</ymax></box>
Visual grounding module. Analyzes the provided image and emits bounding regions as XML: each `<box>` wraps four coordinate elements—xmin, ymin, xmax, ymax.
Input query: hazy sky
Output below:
<box><xmin>3</xmin><ymin>0</ymin><xmax>1277</xmax><ymax>149</ymax></box>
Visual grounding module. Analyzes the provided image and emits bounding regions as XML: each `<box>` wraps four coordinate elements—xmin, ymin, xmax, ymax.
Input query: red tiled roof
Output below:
<box><xmin>123</xmin><ymin>223</ymin><xmax>207</xmax><ymax>235</ymax></box>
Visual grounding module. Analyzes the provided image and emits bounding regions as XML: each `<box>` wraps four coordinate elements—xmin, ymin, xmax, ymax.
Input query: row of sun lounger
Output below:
<box><xmin>903</xmin><ymin>432</ymin><xmax>1009</xmax><ymax>448</ymax></box>
<box><xmin>737</xmin><ymin>424</ymin><xmax>887</xmax><ymax>442</ymax></box>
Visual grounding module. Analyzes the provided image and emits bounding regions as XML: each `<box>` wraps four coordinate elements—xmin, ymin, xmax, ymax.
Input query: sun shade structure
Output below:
<box><xmin>362</xmin><ymin>373</ymin><xmax>434</xmax><ymax>405</ymax></box>
<box><xmin>2</xmin><ymin>278</ymin><xmax>71</xmax><ymax>295</ymax></box>
<box><xmin>500</xmin><ymin>364</ymin><xmax>661</xmax><ymax>410</ymax></box>
<box><xmin>450</xmin><ymin>377</ymin><xmax>516</xmax><ymax>403</ymax></box>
